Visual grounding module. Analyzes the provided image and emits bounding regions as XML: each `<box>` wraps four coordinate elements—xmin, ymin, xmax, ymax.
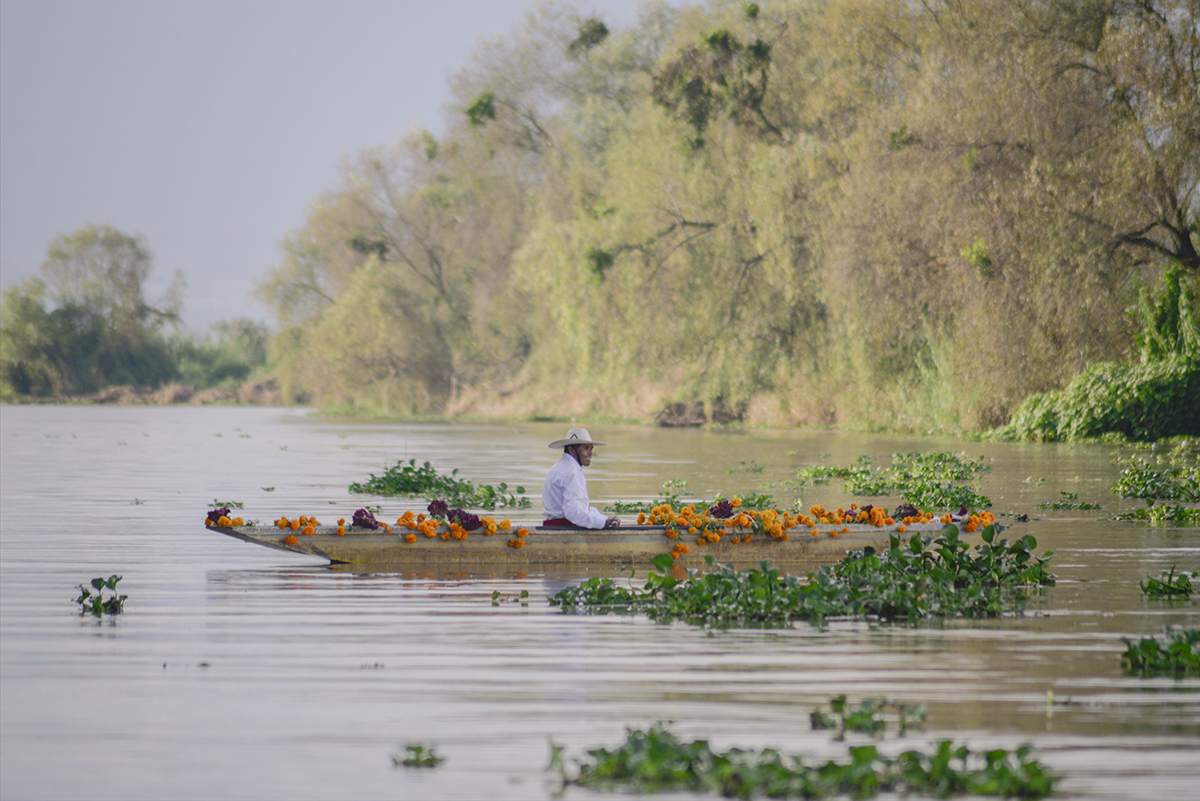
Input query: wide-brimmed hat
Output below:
<box><xmin>548</xmin><ymin>427</ymin><xmax>608</xmax><ymax>449</ymax></box>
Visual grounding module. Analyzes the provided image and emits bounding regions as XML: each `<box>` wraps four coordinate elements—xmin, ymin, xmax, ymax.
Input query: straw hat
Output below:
<box><xmin>548</xmin><ymin>427</ymin><xmax>608</xmax><ymax>449</ymax></box>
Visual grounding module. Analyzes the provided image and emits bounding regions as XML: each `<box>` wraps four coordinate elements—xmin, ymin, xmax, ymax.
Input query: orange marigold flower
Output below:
<box><xmin>666</xmin><ymin>530</ymin><xmax>678</xmax><ymax>539</ymax></box>
<box><xmin>405</xmin><ymin>533</ymin><xmax>417</xmax><ymax>544</ymax></box>
<box><xmin>417</xmin><ymin>513</ymin><xmax>426</xmax><ymax>523</ymax></box>
<box><xmin>302</xmin><ymin>525</ymin><xmax>315</xmax><ymax>536</ymax></box>
<box><xmin>841</xmin><ymin>527</ymin><xmax>849</xmax><ymax>534</ymax></box>
<box><xmin>516</xmin><ymin>528</ymin><xmax>529</xmax><ymax>538</ymax></box>
<box><xmin>781</xmin><ymin>533</ymin><xmax>789</xmax><ymax>541</ymax></box>
<box><xmin>705</xmin><ymin>532</ymin><xmax>719</xmax><ymax>543</ymax></box>
<box><xmin>338</xmin><ymin>518</ymin><xmax>345</xmax><ymax>526</ymax></box>
<box><xmin>811</xmin><ymin>528</ymin><xmax>819</xmax><ymax>537</ymax></box>
<box><xmin>337</xmin><ymin>525</ymin><xmax>346</xmax><ymax>537</ymax></box>
<box><xmin>276</xmin><ymin>518</ymin><xmax>287</xmax><ymax>528</ymax></box>
<box><xmin>897</xmin><ymin>525</ymin><xmax>907</xmax><ymax>533</ymax></box>
<box><xmin>830</xmin><ymin>530</ymin><xmax>839</xmax><ymax>538</ymax></box>
<box><xmin>688</xmin><ymin>526</ymin><xmax>698</xmax><ymax>535</ymax></box>
<box><xmin>732</xmin><ymin>537</ymin><xmax>742</xmax><ymax>544</ymax></box>
<box><xmin>696</xmin><ymin>537</ymin><xmax>705</xmax><ymax>545</ymax></box>
<box><xmin>679</xmin><ymin>544</ymin><xmax>690</xmax><ymax>553</ymax></box>
<box><xmin>217</xmin><ymin>515</ymin><xmax>232</xmax><ymax>527</ymax></box>
<box><xmin>637</xmin><ymin>513</ymin><xmax>647</xmax><ymax>525</ymax></box>
<box><xmin>498</xmin><ymin>519</ymin><xmax>511</xmax><ymax>531</ymax></box>
<box><xmin>964</xmin><ymin>521</ymin><xmax>978</xmax><ymax>533</ymax></box>
<box><xmin>290</xmin><ymin>520</ymin><xmax>301</xmax><ymax>530</ymax></box>
<box><xmin>671</xmin><ymin>551</ymin><xmax>680</xmax><ymax>559</ymax></box>
<box><xmin>730</xmin><ymin>498</ymin><xmax>741</xmax><ymax>508</ymax></box>
<box><xmin>283</xmin><ymin>535</ymin><xmax>298</xmax><ymax>545</ymax></box>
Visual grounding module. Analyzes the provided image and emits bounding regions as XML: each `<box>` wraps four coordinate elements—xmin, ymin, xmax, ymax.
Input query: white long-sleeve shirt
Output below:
<box><xmin>542</xmin><ymin>453</ymin><xmax>608</xmax><ymax>529</ymax></box>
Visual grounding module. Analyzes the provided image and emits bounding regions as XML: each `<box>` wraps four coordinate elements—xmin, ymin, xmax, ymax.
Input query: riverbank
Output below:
<box><xmin>0</xmin><ymin>378</ymin><xmax>286</xmax><ymax>407</ymax></box>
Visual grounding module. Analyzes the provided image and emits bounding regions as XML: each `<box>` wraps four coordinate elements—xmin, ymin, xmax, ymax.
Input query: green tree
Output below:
<box><xmin>1</xmin><ymin>225</ymin><xmax>182</xmax><ymax>396</ymax></box>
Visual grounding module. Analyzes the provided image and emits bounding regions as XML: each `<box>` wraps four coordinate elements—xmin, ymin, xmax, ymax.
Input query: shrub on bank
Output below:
<box><xmin>995</xmin><ymin>355</ymin><xmax>1199</xmax><ymax>442</ymax></box>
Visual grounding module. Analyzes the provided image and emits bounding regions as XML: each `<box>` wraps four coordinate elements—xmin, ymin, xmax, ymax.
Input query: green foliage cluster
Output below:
<box><xmin>1037</xmin><ymin>492</ymin><xmax>1101</xmax><ymax>511</ymax></box>
<box><xmin>2</xmin><ymin>225</ymin><xmax>269</xmax><ymax>398</ymax></box>
<box><xmin>250</xmin><ymin>0</ymin><xmax>1199</xmax><ymax>431</ymax></box>
<box><xmin>1140</xmin><ymin>567</ymin><xmax>1194</xmax><ymax>600</ymax></box>
<box><xmin>796</xmin><ymin>452</ymin><xmax>991</xmax><ymax>511</ymax></box>
<box><xmin>809</xmin><ymin>695</ymin><xmax>925</xmax><ymax>741</ymax></box>
<box><xmin>550</xmin><ymin>525</ymin><xmax>1054</xmax><ymax>627</ymax></box>
<box><xmin>1120</xmin><ymin>628</ymin><xmax>1200</xmax><ymax>677</ymax></box>
<box><xmin>555</xmin><ymin>723</ymin><xmax>1055</xmax><ymax>799</ymax></box>
<box><xmin>995</xmin><ymin>356</ymin><xmax>1200</xmax><ymax>442</ymax></box>
<box><xmin>348</xmin><ymin>458</ymin><xmax>530</xmax><ymax>510</ymax></box>
<box><xmin>393</xmin><ymin>744</ymin><xmax>444</xmax><ymax>768</ymax></box>
<box><xmin>1110</xmin><ymin>452</ymin><xmax>1200</xmax><ymax>524</ymax></box>
<box><xmin>1112</xmin><ymin>457</ymin><xmax>1199</xmax><ymax>504</ymax></box>
<box><xmin>74</xmin><ymin>575</ymin><xmax>126</xmax><ymax>617</ymax></box>
<box><xmin>997</xmin><ymin>264</ymin><xmax>1200</xmax><ymax>442</ymax></box>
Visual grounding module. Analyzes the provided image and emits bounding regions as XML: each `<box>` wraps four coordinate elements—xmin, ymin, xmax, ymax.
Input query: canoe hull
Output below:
<box><xmin>209</xmin><ymin>521</ymin><xmax>979</xmax><ymax>571</ymax></box>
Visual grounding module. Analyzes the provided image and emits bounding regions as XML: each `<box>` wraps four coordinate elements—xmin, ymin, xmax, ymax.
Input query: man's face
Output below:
<box><xmin>573</xmin><ymin>444</ymin><xmax>594</xmax><ymax>466</ymax></box>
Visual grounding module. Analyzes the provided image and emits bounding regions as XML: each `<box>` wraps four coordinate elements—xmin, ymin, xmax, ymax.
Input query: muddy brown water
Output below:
<box><xmin>1</xmin><ymin>406</ymin><xmax>1197</xmax><ymax>799</ymax></box>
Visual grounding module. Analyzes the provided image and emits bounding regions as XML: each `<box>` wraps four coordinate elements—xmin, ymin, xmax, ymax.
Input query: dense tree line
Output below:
<box><xmin>255</xmin><ymin>0</ymin><xmax>1198</xmax><ymax>430</ymax></box>
<box><xmin>1</xmin><ymin>225</ymin><xmax>268</xmax><ymax>397</ymax></box>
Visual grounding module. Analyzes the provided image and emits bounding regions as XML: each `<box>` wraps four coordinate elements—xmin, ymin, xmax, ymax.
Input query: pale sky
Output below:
<box><xmin>1</xmin><ymin>0</ymin><xmax>651</xmax><ymax>330</ymax></box>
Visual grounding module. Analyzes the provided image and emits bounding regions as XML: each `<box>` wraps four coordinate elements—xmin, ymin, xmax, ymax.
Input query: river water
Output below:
<box><xmin>1</xmin><ymin>406</ymin><xmax>1197</xmax><ymax>800</ymax></box>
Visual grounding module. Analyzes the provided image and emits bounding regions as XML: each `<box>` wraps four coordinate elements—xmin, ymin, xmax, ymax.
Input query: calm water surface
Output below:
<box><xmin>1</xmin><ymin>406</ymin><xmax>1197</xmax><ymax>800</ymax></box>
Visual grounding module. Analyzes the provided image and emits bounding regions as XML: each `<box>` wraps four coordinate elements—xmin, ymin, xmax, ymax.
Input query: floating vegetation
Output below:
<box><xmin>1037</xmin><ymin>492</ymin><xmax>1102</xmax><ymax>511</ymax></box>
<box><xmin>809</xmin><ymin>695</ymin><xmax>925</xmax><ymax>740</ymax></box>
<box><xmin>74</xmin><ymin>575</ymin><xmax>126</xmax><ymax>617</ymax></box>
<box><xmin>349</xmin><ymin>458</ymin><xmax>530</xmax><ymax>510</ymax></box>
<box><xmin>1112</xmin><ymin>504</ymin><xmax>1200</xmax><ymax>525</ymax></box>
<box><xmin>796</xmin><ymin>452</ymin><xmax>991</xmax><ymax>511</ymax></box>
<box><xmin>1140</xmin><ymin>567</ymin><xmax>1194</xmax><ymax>600</ymax></box>
<box><xmin>210</xmin><ymin>498</ymin><xmax>244</xmax><ymax>510</ymax></box>
<box><xmin>1111</xmin><ymin>455</ymin><xmax>1200</xmax><ymax>524</ymax></box>
<box><xmin>550</xmin><ymin>525</ymin><xmax>1054</xmax><ymax>627</ymax></box>
<box><xmin>1120</xmin><ymin>628</ymin><xmax>1200</xmax><ymax>677</ymax></box>
<box><xmin>1112</xmin><ymin>457</ymin><xmax>1199</xmax><ymax>503</ymax></box>
<box><xmin>552</xmin><ymin>723</ymin><xmax>1055</xmax><ymax>799</ymax></box>
<box><xmin>393</xmin><ymin>744</ymin><xmax>444</xmax><ymax>768</ymax></box>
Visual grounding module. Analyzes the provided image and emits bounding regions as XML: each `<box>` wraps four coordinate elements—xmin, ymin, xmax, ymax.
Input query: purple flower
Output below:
<box><xmin>208</xmin><ymin>506</ymin><xmax>231</xmax><ymax>522</ymax></box>
<box><xmin>427</xmin><ymin>500</ymin><xmax>449</xmax><ymax>520</ymax></box>
<box><xmin>352</xmin><ymin>508</ymin><xmax>380</xmax><ymax>530</ymax></box>
<box><xmin>707</xmin><ymin>501</ymin><xmax>735</xmax><ymax>519</ymax></box>
<box><xmin>451</xmin><ymin>510</ymin><xmax>481</xmax><ymax>531</ymax></box>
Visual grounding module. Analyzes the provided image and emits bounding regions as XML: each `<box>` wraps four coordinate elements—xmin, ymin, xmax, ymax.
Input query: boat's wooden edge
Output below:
<box><xmin>206</xmin><ymin>519</ymin><xmax>994</xmax><ymax>569</ymax></box>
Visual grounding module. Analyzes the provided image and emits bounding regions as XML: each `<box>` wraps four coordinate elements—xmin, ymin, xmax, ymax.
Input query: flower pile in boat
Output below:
<box><xmin>205</xmin><ymin>507</ymin><xmax>245</xmax><ymax>527</ymax></box>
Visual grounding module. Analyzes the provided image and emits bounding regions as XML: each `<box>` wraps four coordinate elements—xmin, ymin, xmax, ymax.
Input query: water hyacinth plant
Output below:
<box><xmin>795</xmin><ymin>452</ymin><xmax>992</xmax><ymax>511</ymax></box>
<box><xmin>349</xmin><ymin>458</ymin><xmax>529</xmax><ymax>510</ymax></box>
<box><xmin>74</xmin><ymin>575</ymin><xmax>127</xmax><ymax>617</ymax></box>
<box><xmin>1140</xmin><ymin>566</ymin><xmax>1194</xmax><ymax>600</ymax></box>
<box><xmin>552</xmin><ymin>723</ymin><xmax>1055</xmax><ymax>799</ymax></box>
<box><xmin>392</xmin><ymin>744</ymin><xmax>444</xmax><ymax>768</ymax></box>
<box><xmin>809</xmin><ymin>695</ymin><xmax>926</xmax><ymax>740</ymax></box>
<box><xmin>551</xmin><ymin>525</ymin><xmax>1055</xmax><ymax>627</ymax></box>
<box><xmin>1120</xmin><ymin>628</ymin><xmax>1200</xmax><ymax>677</ymax></box>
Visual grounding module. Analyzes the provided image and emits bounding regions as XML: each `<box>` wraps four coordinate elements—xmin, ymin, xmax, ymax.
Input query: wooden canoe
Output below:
<box><xmin>207</xmin><ymin>520</ymin><xmax>983</xmax><ymax>570</ymax></box>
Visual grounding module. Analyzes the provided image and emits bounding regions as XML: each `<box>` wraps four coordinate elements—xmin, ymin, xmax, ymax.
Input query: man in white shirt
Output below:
<box><xmin>542</xmin><ymin>428</ymin><xmax>621</xmax><ymax>529</ymax></box>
